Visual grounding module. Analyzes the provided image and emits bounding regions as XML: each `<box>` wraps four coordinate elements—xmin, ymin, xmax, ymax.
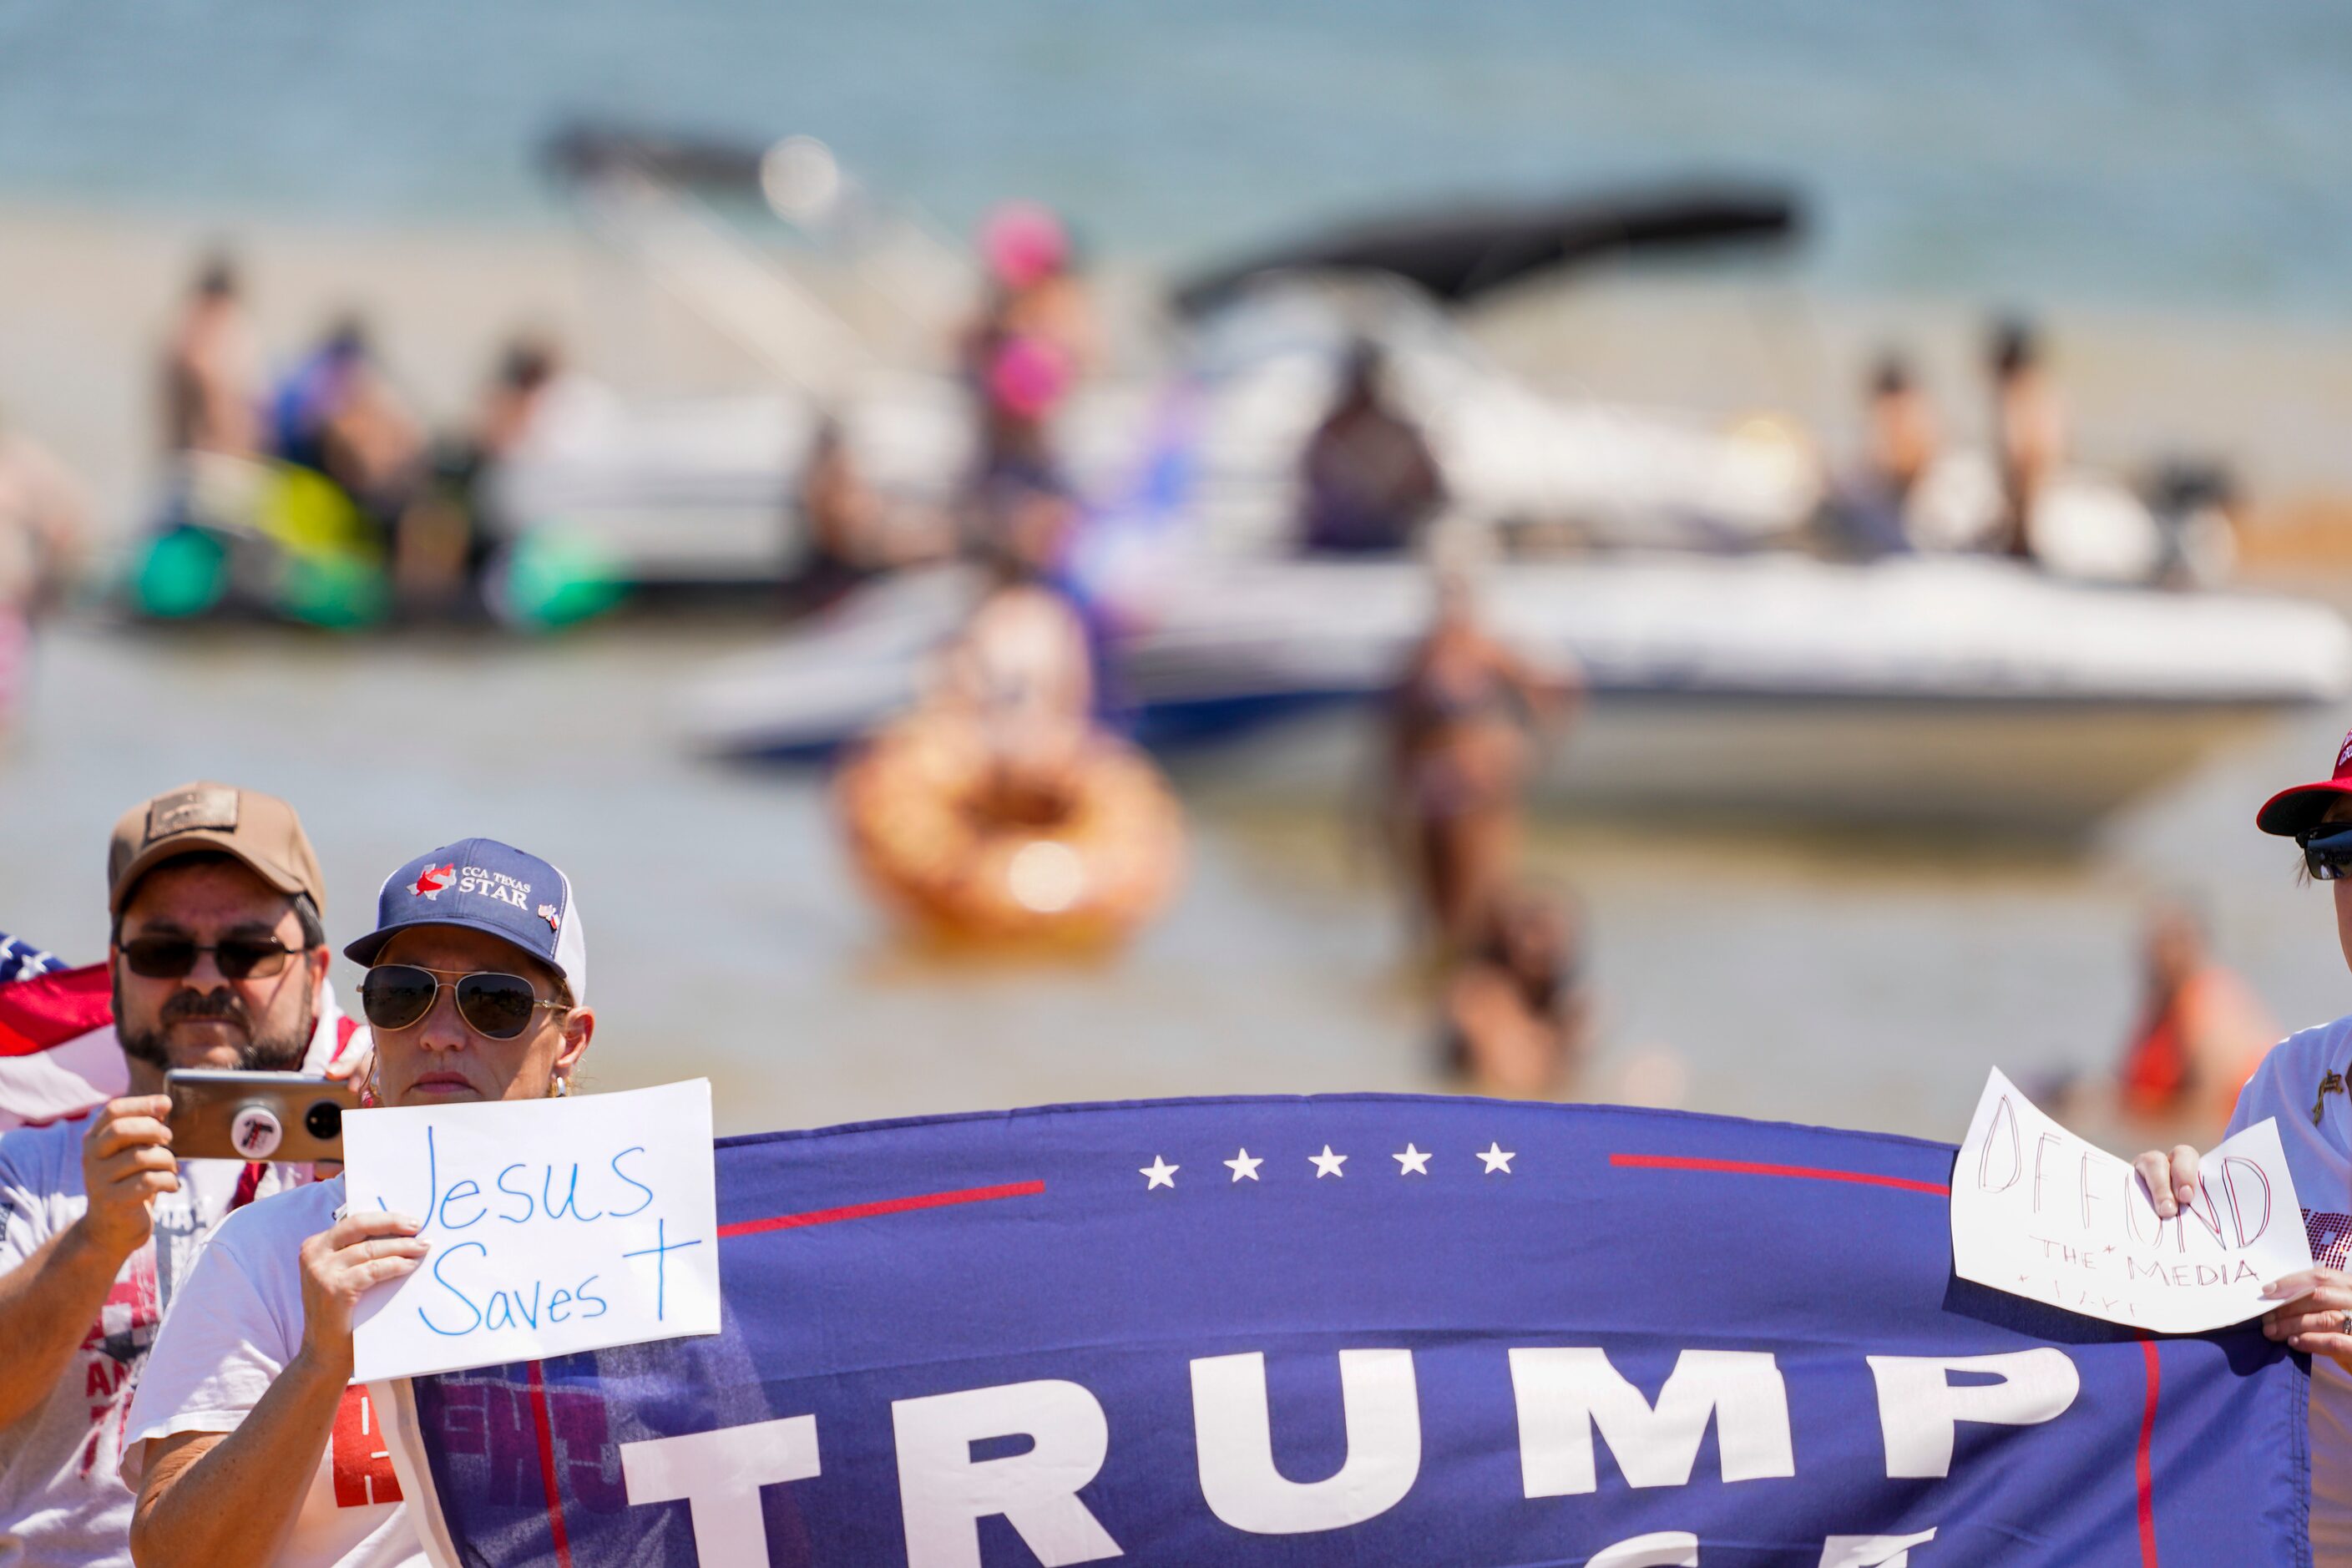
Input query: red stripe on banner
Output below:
<box><xmin>1610</xmin><ymin>1153</ymin><xmax>1950</xmax><ymax>1196</ymax></box>
<box><xmin>2138</xmin><ymin>1338</ymin><xmax>2161</xmax><ymax>1567</ymax></box>
<box><xmin>524</xmin><ymin>1361</ymin><xmax>575</xmax><ymax>1568</ymax></box>
<box><xmin>718</xmin><ymin>1179</ymin><xmax>1046</xmax><ymax>1239</ymax></box>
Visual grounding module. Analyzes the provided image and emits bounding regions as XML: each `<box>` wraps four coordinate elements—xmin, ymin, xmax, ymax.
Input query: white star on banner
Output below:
<box><xmin>1140</xmin><ymin>1156</ymin><xmax>1179</xmax><ymax>1190</ymax></box>
<box><xmin>1393</xmin><ymin>1143</ymin><xmax>1432</xmax><ymax>1176</ymax></box>
<box><xmin>1476</xmin><ymin>1143</ymin><xmax>1515</xmax><ymax>1174</ymax></box>
<box><xmin>1224</xmin><ymin>1149</ymin><xmax>1263</xmax><ymax>1182</ymax></box>
<box><xmin>1309</xmin><ymin>1145</ymin><xmax>1348</xmax><ymax>1179</ymax></box>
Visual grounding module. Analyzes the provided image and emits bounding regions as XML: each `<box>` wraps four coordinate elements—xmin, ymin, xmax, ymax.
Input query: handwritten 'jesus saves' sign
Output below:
<box><xmin>344</xmin><ymin>1080</ymin><xmax>721</xmax><ymax>1383</ymax></box>
<box><xmin>384</xmin><ymin>1095</ymin><xmax>2309</xmax><ymax>1566</ymax></box>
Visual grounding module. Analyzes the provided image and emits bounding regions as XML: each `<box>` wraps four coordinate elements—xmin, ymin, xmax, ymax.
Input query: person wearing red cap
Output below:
<box><xmin>2135</xmin><ymin>728</ymin><xmax>2352</xmax><ymax>1562</ymax></box>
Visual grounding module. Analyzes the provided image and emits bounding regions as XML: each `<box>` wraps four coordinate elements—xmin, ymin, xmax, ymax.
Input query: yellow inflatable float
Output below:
<box><xmin>835</xmin><ymin>711</ymin><xmax>1185</xmax><ymax>946</ymax></box>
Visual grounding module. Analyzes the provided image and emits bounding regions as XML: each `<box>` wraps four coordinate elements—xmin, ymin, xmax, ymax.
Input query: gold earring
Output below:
<box><xmin>549</xmin><ymin>1075</ymin><xmax>571</xmax><ymax>1099</ymax></box>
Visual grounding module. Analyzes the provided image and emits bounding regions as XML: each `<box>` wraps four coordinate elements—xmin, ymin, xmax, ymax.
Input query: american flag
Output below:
<box><xmin>0</xmin><ymin>934</ymin><xmax>121</xmax><ymax>1130</ymax></box>
<box><xmin>0</xmin><ymin>929</ymin><xmax>63</xmax><ymax>986</ymax></box>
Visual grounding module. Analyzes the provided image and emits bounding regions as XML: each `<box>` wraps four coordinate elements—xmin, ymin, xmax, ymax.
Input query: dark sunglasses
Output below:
<box><xmin>359</xmin><ymin>964</ymin><xmax>567</xmax><ymax>1040</ymax></box>
<box><xmin>2301</xmin><ymin>822</ymin><xmax>2352</xmax><ymax>882</ymax></box>
<box><xmin>119</xmin><ymin>934</ymin><xmax>296</xmax><ymax>981</ymax></box>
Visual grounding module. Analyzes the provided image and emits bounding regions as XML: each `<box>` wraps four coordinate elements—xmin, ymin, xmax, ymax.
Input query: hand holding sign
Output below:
<box><xmin>341</xmin><ymin>1079</ymin><xmax>720</xmax><ymax>1382</ymax></box>
<box><xmin>1951</xmin><ymin>1069</ymin><xmax>2312</xmax><ymax>1333</ymax></box>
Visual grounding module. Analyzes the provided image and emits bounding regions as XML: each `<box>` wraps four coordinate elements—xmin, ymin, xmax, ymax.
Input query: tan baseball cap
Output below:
<box><xmin>107</xmin><ymin>781</ymin><xmax>326</xmax><ymax>916</ymax></box>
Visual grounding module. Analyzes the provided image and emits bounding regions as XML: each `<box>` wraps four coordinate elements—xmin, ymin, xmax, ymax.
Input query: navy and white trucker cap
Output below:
<box><xmin>343</xmin><ymin>838</ymin><xmax>587</xmax><ymax>1001</ymax></box>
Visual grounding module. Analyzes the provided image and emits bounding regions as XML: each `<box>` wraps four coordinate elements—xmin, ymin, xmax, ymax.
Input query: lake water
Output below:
<box><xmin>5</xmin><ymin>618</ymin><xmax>2348</xmax><ymax>1144</ymax></box>
<box><xmin>3</xmin><ymin>2</ymin><xmax>2350</xmax><ymax>1149</ymax></box>
<box><xmin>0</xmin><ymin>0</ymin><xmax>2346</xmax><ymax>318</ymax></box>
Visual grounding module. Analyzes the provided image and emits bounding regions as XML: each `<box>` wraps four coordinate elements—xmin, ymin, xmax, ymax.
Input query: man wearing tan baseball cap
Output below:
<box><xmin>0</xmin><ymin>781</ymin><xmax>368</xmax><ymax>1568</ymax></box>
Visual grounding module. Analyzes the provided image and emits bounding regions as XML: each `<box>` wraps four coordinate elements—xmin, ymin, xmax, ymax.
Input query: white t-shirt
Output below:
<box><xmin>123</xmin><ymin>1176</ymin><xmax>421</xmax><ymax>1568</ymax></box>
<box><xmin>2227</xmin><ymin>1012</ymin><xmax>2352</xmax><ymax>1562</ymax></box>
<box><xmin>0</xmin><ymin>1001</ymin><xmax>364</xmax><ymax>1568</ymax></box>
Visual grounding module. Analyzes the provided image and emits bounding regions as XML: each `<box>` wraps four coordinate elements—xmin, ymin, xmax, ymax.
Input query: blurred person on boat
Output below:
<box><xmin>962</xmin><ymin>201</ymin><xmax>1097</xmax><ymax>386</ymax></box>
<box><xmin>1989</xmin><ymin>316</ymin><xmax>2066</xmax><ymax>561</ymax></box>
<box><xmin>392</xmin><ymin>335</ymin><xmax>565</xmax><ymax>615</ymax></box>
<box><xmin>1299</xmin><ymin>340</ymin><xmax>1447</xmax><ymax>555</ymax></box>
<box><xmin>960</xmin><ymin>203</ymin><xmax>1093</xmax><ymax>511</ymax></box>
<box><xmin>271</xmin><ymin>316</ymin><xmax>425</xmax><ymax>544</ymax></box>
<box><xmin>1820</xmin><ymin>352</ymin><xmax>1936</xmax><ymax>559</ymax></box>
<box><xmin>124</xmin><ymin>837</ymin><xmax>590</xmax><ymax>1568</ymax></box>
<box><xmin>2132</xmin><ymin>731</ymin><xmax>2352</xmax><ymax>1563</ymax></box>
<box><xmin>1385</xmin><ymin>574</ymin><xmax>1574</xmax><ymax>952</ymax></box>
<box><xmin>0</xmin><ymin>411</ymin><xmax>87</xmax><ymax>729</ymax></box>
<box><xmin>160</xmin><ymin>255</ymin><xmax>262</xmax><ymax>463</ymax></box>
<box><xmin>1440</xmin><ymin>886</ymin><xmax>1592</xmax><ymax>1099</ymax></box>
<box><xmin>0</xmin><ymin>783</ymin><xmax>368</xmax><ymax>1567</ymax></box>
<box><xmin>786</xmin><ymin>417</ymin><xmax>952</xmax><ymax>617</ymax></box>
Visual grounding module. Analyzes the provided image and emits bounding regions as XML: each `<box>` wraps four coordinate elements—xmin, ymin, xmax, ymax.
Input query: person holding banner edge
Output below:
<box><xmin>123</xmin><ymin>839</ymin><xmax>594</xmax><ymax>1568</ymax></box>
<box><xmin>2134</xmin><ymin>735</ymin><xmax>2352</xmax><ymax>1563</ymax></box>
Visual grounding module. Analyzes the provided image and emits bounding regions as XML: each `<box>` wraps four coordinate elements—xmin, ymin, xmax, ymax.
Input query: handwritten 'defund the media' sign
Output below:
<box><xmin>343</xmin><ymin>1080</ymin><xmax>721</xmax><ymax>1382</ymax></box>
<box><xmin>1950</xmin><ymin>1069</ymin><xmax>2312</xmax><ymax>1333</ymax></box>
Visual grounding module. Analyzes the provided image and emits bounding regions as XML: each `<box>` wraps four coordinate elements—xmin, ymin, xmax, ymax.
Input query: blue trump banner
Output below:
<box><xmin>385</xmin><ymin>1095</ymin><xmax>2310</xmax><ymax>1566</ymax></box>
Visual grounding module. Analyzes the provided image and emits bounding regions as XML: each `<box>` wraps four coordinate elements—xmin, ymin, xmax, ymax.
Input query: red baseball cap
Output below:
<box><xmin>2255</xmin><ymin>728</ymin><xmax>2352</xmax><ymax>837</ymax></box>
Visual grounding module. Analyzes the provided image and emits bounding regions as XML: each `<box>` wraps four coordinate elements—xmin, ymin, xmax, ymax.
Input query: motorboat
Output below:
<box><xmin>487</xmin><ymin>144</ymin><xmax>1830</xmax><ymax>586</ymax></box>
<box><xmin>682</xmin><ymin>553</ymin><xmax>2352</xmax><ymax>833</ymax></box>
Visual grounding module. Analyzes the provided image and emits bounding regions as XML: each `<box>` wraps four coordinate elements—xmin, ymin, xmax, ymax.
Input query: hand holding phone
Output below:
<box><xmin>77</xmin><ymin>1095</ymin><xmax>178</xmax><ymax>1257</ymax></box>
<box><xmin>164</xmin><ymin>1071</ymin><xmax>360</xmax><ymax>1164</ymax></box>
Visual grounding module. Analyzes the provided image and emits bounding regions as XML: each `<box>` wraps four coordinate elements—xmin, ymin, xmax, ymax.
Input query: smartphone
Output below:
<box><xmin>164</xmin><ymin>1070</ymin><xmax>359</xmax><ymax>1163</ymax></box>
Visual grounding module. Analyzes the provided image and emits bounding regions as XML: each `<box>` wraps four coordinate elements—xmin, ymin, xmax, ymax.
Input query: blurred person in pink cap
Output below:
<box><xmin>967</xmin><ymin>201</ymin><xmax>1096</xmax><ymax>376</ymax></box>
<box><xmin>959</xmin><ymin>202</ymin><xmax>1096</xmax><ymax>518</ymax></box>
<box><xmin>2134</xmin><ymin>727</ymin><xmax>2352</xmax><ymax>1561</ymax></box>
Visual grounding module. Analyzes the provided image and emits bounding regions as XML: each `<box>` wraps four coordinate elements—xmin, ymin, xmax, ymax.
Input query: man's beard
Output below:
<box><xmin>115</xmin><ymin>980</ymin><xmax>315</xmax><ymax>1074</ymax></box>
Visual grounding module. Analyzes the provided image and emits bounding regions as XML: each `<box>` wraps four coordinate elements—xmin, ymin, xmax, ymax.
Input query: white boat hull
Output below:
<box><xmin>683</xmin><ymin>554</ymin><xmax>2352</xmax><ymax>833</ymax></box>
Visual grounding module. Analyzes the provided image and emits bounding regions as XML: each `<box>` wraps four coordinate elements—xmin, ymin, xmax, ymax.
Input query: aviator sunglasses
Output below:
<box><xmin>358</xmin><ymin>964</ymin><xmax>567</xmax><ymax>1040</ymax></box>
<box><xmin>2300</xmin><ymin>822</ymin><xmax>2352</xmax><ymax>882</ymax></box>
<box><xmin>119</xmin><ymin>934</ymin><xmax>295</xmax><ymax>981</ymax></box>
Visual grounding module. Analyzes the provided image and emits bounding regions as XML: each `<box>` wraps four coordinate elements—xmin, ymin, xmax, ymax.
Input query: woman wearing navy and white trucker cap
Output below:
<box><xmin>121</xmin><ymin>838</ymin><xmax>594</xmax><ymax>1568</ymax></box>
<box><xmin>2129</xmin><ymin>732</ymin><xmax>2352</xmax><ymax>1562</ymax></box>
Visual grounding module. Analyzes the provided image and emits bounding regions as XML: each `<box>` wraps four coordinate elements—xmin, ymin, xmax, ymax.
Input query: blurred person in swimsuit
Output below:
<box><xmin>1441</xmin><ymin>887</ymin><xmax>1592</xmax><ymax>1099</ymax></box>
<box><xmin>939</xmin><ymin>492</ymin><xmax>1095</xmax><ymax>814</ymax></box>
<box><xmin>1385</xmin><ymin>576</ymin><xmax>1573</xmax><ymax>951</ymax></box>
<box><xmin>959</xmin><ymin>204</ymin><xmax>1093</xmax><ymax>518</ymax></box>
<box><xmin>960</xmin><ymin>203</ymin><xmax>1096</xmax><ymax>391</ymax></box>
<box><xmin>0</xmin><ymin>412</ymin><xmax>86</xmax><ymax>729</ymax></box>
<box><xmin>160</xmin><ymin>256</ymin><xmax>262</xmax><ymax>463</ymax></box>
<box><xmin>1989</xmin><ymin>317</ymin><xmax>2065</xmax><ymax>560</ymax></box>
<box><xmin>1300</xmin><ymin>341</ymin><xmax>1445</xmax><ymax>555</ymax></box>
